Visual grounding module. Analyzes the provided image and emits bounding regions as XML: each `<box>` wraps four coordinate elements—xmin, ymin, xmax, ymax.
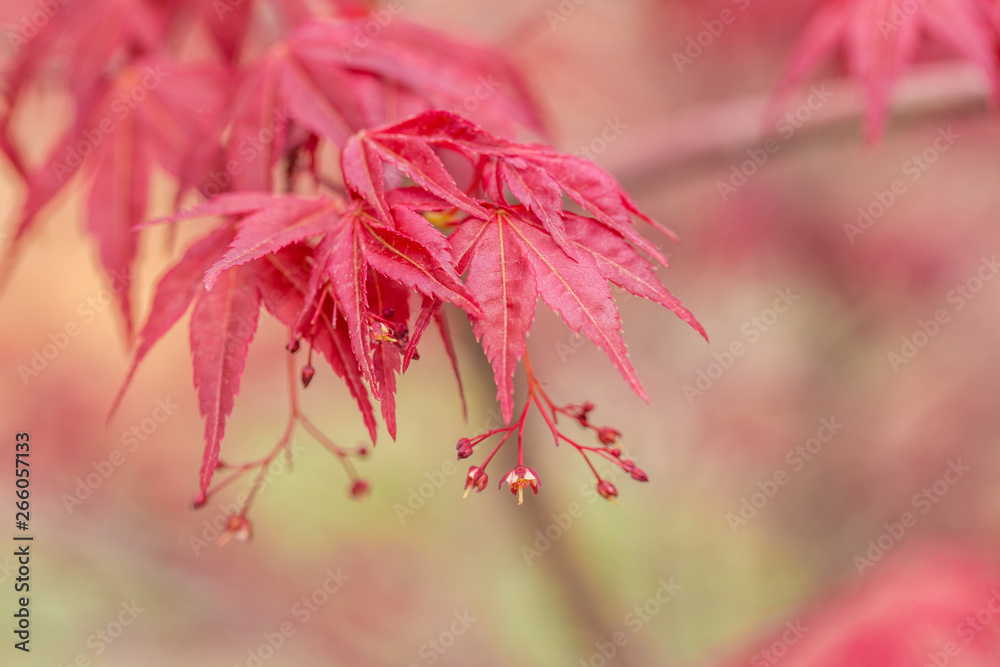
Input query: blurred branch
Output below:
<box><xmin>602</xmin><ymin>61</ymin><xmax>993</xmax><ymax>192</ymax></box>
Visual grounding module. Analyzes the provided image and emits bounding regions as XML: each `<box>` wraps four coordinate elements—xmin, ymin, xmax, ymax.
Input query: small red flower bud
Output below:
<box><xmin>456</xmin><ymin>437</ymin><xmax>474</xmax><ymax>459</ymax></box>
<box><xmin>622</xmin><ymin>459</ymin><xmax>636</xmax><ymax>472</ymax></box>
<box><xmin>609</xmin><ymin>447</ymin><xmax>621</xmax><ymax>458</ymax></box>
<box><xmin>630</xmin><ymin>467</ymin><xmax>649</xmax><ymax>482</ymax></box>
<box><xmin>463</xmin><ymin>466</ymin><xmax>488</xmax><ymax>498</ymax></box>
<box><xmin>597</xmin><ymin>426</ymin><xmax>621</xmax><ymax>445</ymax></box>
<box><xmin>596</xmin><ymin>479</ymin><xmax>618</xmax><ymax>502</ymax></box>
<box><xmin>383</xmin><ymin>307</ymin><xmax>395</xmax><ymax>318</ymax></box>
<box><xmin>570</xmin><ymin>401</ymin><xmax>596</xmax><ymax>425</ymax></box>
<box><xmin>350</xmin><ymin>479</ymin><xmax>371</xmax><ymax>498</ymax></box>
<box><xmin>301</xmin><ymin>364</ymin><xmax>315</xmax><ymax>387</ymax></box>
<box><xmin>286</xmin><ymin>339</ymin><xmax>301</xmax><ymax>353</ymax></box>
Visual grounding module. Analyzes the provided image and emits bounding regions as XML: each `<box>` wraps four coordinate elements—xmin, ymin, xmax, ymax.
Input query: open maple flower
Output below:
<box><xmin>772</xmin><ymin>0</ymin><xmax>1000</xmax><ymax>142</ymax></box>
<box><xmin>501</xmin><ymin>466</ymin><xmax>541</xmax><ymax>505</ymax></box>
<box><xmin>217</xmin><ymin>515</ymin><xmax>253</xmax><ymax>546</ymax></box>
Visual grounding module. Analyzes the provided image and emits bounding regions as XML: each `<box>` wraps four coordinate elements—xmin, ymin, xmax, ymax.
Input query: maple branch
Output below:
<box><xmin>601</xmin><ymin>61</ymin><xmax>993</xmax><ymax>192</ymax></box>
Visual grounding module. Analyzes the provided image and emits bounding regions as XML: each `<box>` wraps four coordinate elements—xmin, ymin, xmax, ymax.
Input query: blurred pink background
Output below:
<box><xmin>4</xmin><ymin>0</ymin><xmax>1000</xmax><ymax>665</ymax></box>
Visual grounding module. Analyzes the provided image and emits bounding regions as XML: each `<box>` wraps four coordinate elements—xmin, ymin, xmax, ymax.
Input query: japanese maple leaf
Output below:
<box><xmin>402</xmin><ymin>296</ymin><xmax>469</xmax><ymax>419</ymax></box>
<box><xmin>774</xmin><ymin>0</ymin><xmax>1000</xmax><ymax>142</ymax></box>
<box><xmin>207</xmin><ymin>16</ymin><xmax>543</xmax><ymax>193</ymax></box>
<box><xmin>367</xmin><ymin>272</ymin><xmax>410</xmax><ymax>438</ymax></box>
<box><xmin>450</xmin><ymin>205</ymin><xmax>646</xmax><ymax>424</ymax></box>
<box><xmin>562</xmin><ymin>213</ymin><xmax>706</xmax><ymax>339</ymax></box>
<box><xmin>343</xmin><ymin>111</ymin><xmax>704</xmax><ymax>421</ymax></box>
<box><xmin>180</xmin><ymin>0</ymin><xmax>373</xmax><ymax>62</ymax></box>
<box><xmin>109</xmin><ymin>225</ymin><xmax>236</xmax><ymax>421</ymax></box>
<box><xmin>342</xmin><ymin>111</ymin><xmax>671</xmax><ymax>264</ymax></box>
<box><xmin>110</xmin><ymin>218</ymin><xmax>379</xmax><ymax>496</ymax></box>
<box><xmin>291</xmin><ymin>18</ymin><xmax>545</xmax><ymax>137</ymax></box>
<box><xmin>162</xmin><ymin>190</ymin><xmax>478</xmax><ymax>430</ymax></box>
<box><xmin>255</xmin><ymin>245</ymin><xmax>379</xmax><ymax>443</ymax></box>
<box><xmin>3</xmin><ymin>58</ymin><xmax>227</xmax><ymax>335</ymax></box>
<box><xmin>296</xmin><ymin>198</ymin><xmax>481</xmax><ymax>399</ymax></box>
<box><xmin>190</xmin><ymin>262</ymin><xmax>262</xmax><ymax>496</ymax></box>
<box><xmin>217</xmin><ymin>37</ymin><xmax>369</xmax><ymax>193</ymax></box>
<box><xmin>107</xmin><ymin>224</ymin><xmax>260</xmax><ymax>497</ymax></box>
<box><xmin>1</xmin><ymin>0</ymin><xmax>166</xmax><ymax>108</ymax></box>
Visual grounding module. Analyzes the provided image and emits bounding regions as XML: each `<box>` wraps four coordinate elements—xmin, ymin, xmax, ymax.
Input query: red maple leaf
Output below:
<box><xmin>190</xmin><ymin>262</ymin><xmax>262</xmax><ymax>496</ymax></box>
<box><xmin>450</xmin><ymin>205</ymin><xmax>650</xmax><ymax>423</ymax></box>
<box><xmin>111</xmin><ymin>218</ymin><xmax>381</xmax><ymax>497</ymax></box>
<box><xmin>255</xmin><ymin>245</ymin><xmax>378</xmax><ymax>443</ymax></box>
<box><xmin>152</xmin><ymin>189</ymin><xmax>478</xmax><ymax>441</ymax></box>
<box><xmin>200</xmin><ymin>16</ymin><xmax>544</xmax><ymax>195</ymax></box>
<box><xmin>341</xmin><ymin>111</ymin><xmax>704</xmax><ymax>421</ymax></box>
<box><xmin>774</xmin><ymin>0</ymin><xmax>1000</xmax><ymax>142</ymax></box>
<box><xmin>368</xmin><ymin>271</ymin><xmax>410</xmax><ymax>438</ymax></box>
<box><xmin>293</xmin><ymin>197</ymin><xmax>481</xmax><ymax>400</ymax></box>
<box><xmin>343</xmin><ymin>111</ymin><xmax>672</xmax><ymax>264</ymax></box>
<box><xmin>3</xmin><ymin>57</ymin><xmax>228</xmax><ymax>334</ymax></box>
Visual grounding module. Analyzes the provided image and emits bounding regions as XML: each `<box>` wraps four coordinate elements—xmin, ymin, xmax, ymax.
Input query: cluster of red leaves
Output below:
<box><xmin>1</xmin><ymin>1</ymin><xmax>702</xmax><ymax>528</ymax></box>
<box><xmin>774</xmin><ymin>0</ymin><xmax>1000</xmax><ymax>142</ymax></box>
<box><xmin>0</xmin><ymin>0</ymin><xmax>542</xmax><ymax>332</ymax></box>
